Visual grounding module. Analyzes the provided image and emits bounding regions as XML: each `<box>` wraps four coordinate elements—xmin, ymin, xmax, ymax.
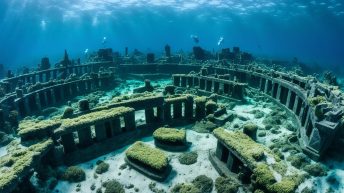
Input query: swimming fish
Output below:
<box><xmin>84</xmin><ymin>49</ymin><xmax>89</xmax><ymax>55</ymax></box>
<box><xmin>217</xmin><ymin>36</ymin><xmax>224</xmax><ymax>46</ymax></box>
<box><xmin>190</xmin><ymin>35</ymin><xmax>199</xmax><ymax>44</ymax></box>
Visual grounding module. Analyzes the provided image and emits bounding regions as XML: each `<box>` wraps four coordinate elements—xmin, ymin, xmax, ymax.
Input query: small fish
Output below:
<box><xmin>102</xmin><ymin>37</ymin><xmax>107</xmax><ymax>45</ymax></box>
<box><xmin>84</xmin><ymin>49</ymin><xmax>89</xmax><ymax>55</ymax></box>
<box><xmin>190</xmin><ymin>35</ymin><xmax>199</xmax><ymax>44</ymax></box>
<box><xmin>217</xmin><ymin>36</ymin><xmax>224</xmax><ymax>46</ymax></box>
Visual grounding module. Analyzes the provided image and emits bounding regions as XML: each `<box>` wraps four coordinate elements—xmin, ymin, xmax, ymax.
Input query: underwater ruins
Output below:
<box><xmin>0</xmin><ymin>46</ymin><xmax>344</xmax><ymax>193</ymax></box>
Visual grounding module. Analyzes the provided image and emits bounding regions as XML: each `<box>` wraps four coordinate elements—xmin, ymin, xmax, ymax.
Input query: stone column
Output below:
<box><xmin>184</xmin><ymin>96</ymin><xmax>194</xmax><ymax>119</ymax></box>
<box><xmin>35</xmin><ymin>92</ymin><xmax>42</xmax><ymax>112</ymax></box>
<box><xmin>95</xmin><ymin>123</ymin><xmax>107</xmax><ymax>141</ymax></box>
<box><xmin>145</xmin><ymin>108</ymin><xmax>155</xmax><ymax>124</ymax></box>
<box><xmin>188</xmin><ymin>77</ymin><xmax>194</xmax><ymax>87</ymax></box>
<box><xmin>39</xmin><ymin>73</ymin><xmax>43</xmax><ymax>82</ymax></box>
<box><xmin>173</xmin><ymin>76</ymin><xmax>180</xmax><ymax>87</ymax></box>
<box><xmin>61</xmin><ymin>133</ymin><xmax>77</xmax><ymax>153</ymax></box>
<box><xmin>46</xmin><ymin>71</ymin><xmax>51</xmax><ymax>81</ymax></box>
<box><xmin>111</xmin><ymin>117</ymin><xmax>121</xmax><ymax>135</ymax></box>
<box><xmin>276</xmin><ymin>84</ymin><xmax>282</xmax><ymax>101</ymax></box>
<box><xmin>24</xmin><ymin>96</ymin><xmax>31</xmax><ymax>115</ymax></box>
<box><xmin>195</xmin><ymin>98</ymin><xmax>206</xmax><ymax>120</ymax></box>
<box><xmin>163</xmin><ymin>103</ymin><xmax>172</xmax><ymax>121</ymax></box>
<box><xmin>215</xmin><ymin>141</ymin><xmax>224</xmax><ymax>160</ymax></box>
<box><xmin>181</xmin><ymin>77</ymin><xmax>187</xmax><ymax>87</ymax></box>
<box><xmin>32</xmin><ymin>75</ymin><xmax>36</xmax><ymax>84</ymax></box>
<box><xmin>173</xmin><ymin>101</ymin><xmax>182</xmax><ymax>119</ymax></box>
<box><xmin>0</xmin><ymin>109</ymin><xmax>4</xmax><ymax>131</ymax></box>
<box><xmin>78</xmin><ymin>127</ymin><xmax>93</xmax><ymax>147</ymax></box>
<box><xmin>293</xmin><ymin>96</ymin><xmax>300</xmax><ymax>114</ymax></box>
<box><xmin>78</xmin><ymin>81</ymin><xmax>86</xmax><ymax>94</ymax></box>
<box><xmin>214</xmin><ymin>82</ymin><xmax>220</xmax><ymax>93</ymax></box>
<box><xmin>193</xmin><ymin>77</ymin><xmax>199</xmax><ymax>87</ymax></box>
<box><xmin>259</xmin><ymin>77</ymin><xmax>263</xmax><ymax>91</ymax></box>
<box><xmin>264</xmin><ymin>80</ymin><xmax>270</xmax><ymax>94</ymax></box>
<box><xmin>271</xmin><ymin>82</ymin><xmax>276</xmax><ymax>98</ymax></box>
<box><xmin>223</xmin><ymin>84</ymin><xmax>229</xmax><ymax>94</ymax></box>
<box><xmin>124</xmin><ymin>112</ymin><xmax>136</xmax><ymax>131</ymax></box>
<box><xmin>206</xmin><ymin>80</ymin><xmax>213</xmax><ymax>92</ymax></box>
<box><xmin>200</xmin><ymin>79</ymin><xmax>206</xmax><ymax>90</ymax></box>
<box><xmin>50</xmin><ymin>88</ymin><xmax>57</xmax><ymax>104</ymax></box>
<box><xmin>299</xmin><ymin>104</ymin><xmax>305</xmax><ymax>122</ymax></box>
<box><xmin>286</xmin><ymin>90</ymin><xmax>292</xmax><ymax>108</ymax></box>
<box><xmin>52</xmin><ymin>70</ymin><xmax>57</xmax><ymax>80</ymax></box>
<box><xmin>232</xmin><ymin>84</ymin><xmax>244</xmax><ymax>100</ymax></box>
<box><xmin>156</xmin><ymin>106</ymin><xmax>164</xmax><ymax>122</ymax></box>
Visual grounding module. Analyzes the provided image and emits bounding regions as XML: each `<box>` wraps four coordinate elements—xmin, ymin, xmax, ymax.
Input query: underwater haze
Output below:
<box><xmin>0</xmin><ymin>0</ymin><xmax>344</xmax><ymax>73</ymax></box>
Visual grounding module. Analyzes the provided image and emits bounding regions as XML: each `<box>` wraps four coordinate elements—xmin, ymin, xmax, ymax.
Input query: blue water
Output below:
<box><xmin>0</xmin><ymin>0</ymin><xmax>343</xmax><ymax>74</ymax></box>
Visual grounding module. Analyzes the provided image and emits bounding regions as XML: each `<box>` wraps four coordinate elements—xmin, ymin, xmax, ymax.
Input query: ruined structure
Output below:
<box><xmin>0</xmin><ymin>46</ymin><xmax>343</xmax><ymax>193</ymax></box>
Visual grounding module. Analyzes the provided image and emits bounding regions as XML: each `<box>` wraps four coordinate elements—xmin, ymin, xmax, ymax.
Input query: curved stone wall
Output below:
<box><xmin>171</xmin><ymin>64</ymin><xmax>343</xmax><ymax>160</ymax></box>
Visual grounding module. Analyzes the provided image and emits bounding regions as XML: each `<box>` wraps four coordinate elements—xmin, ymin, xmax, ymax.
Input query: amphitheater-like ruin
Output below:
<box><xmin>0</xmin><ymin>47</ymin><xmax>343</xmax><ymax>193</ymax></box>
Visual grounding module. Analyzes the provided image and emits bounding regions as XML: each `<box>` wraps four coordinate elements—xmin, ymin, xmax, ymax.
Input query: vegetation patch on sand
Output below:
<box><xmin>62</xmin><ymin>166</ymin><xmax>86</xmax><ymax>183</ymax></box>
<box><xmin>178</xmin><ymin>151</ymin><xmax>198</xmax><ymax>165</ymax></box>
<box><xmin>126</xmin><ymin>141</ymin><xmax>168</xmax><ymax>172</ymax></box>
<box><xmin>153</xmin><ymin>127</ymin><xmax>186</xmax><ymax>145</ymax></box>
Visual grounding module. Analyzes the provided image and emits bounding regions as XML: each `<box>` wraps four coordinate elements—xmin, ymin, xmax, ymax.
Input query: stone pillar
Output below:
<box><xmin>215</xmin><ymin>141</ymin><xmax>224</xmax><ymax>159</ymax></box>
<box><xmin>124</xmin><ymin>112</ymin><xmax>136</xmax><ymax>131</ymax></box>
<box><xmin>61</xmin><ymin>133</ymin><xmax>77</xmax><ymax>153</ymax></box>
<box><xmin>78</xmin><ymin>127</ymin><xmax>93</xmax><ymax>147</ymax></box>
<box><xmin>293</xmin><ymin>96</ymin><xmax>299</xmax><ymax>114</ymax></box>
<box><xmin>156</xmin><ymin>106</ymin><xmax>164</xmax><ymax>122</ymax></box>
<box><xmin>173</xmin><ymin>101</ymin><xmax>182</xmax><ymax>119</ymax></box>
<box><xmin>52</xmin><ymin>70</ymin><xmax>57</xmax><ymax>80</ymax></box>
<box><xmin>199</xmin><ymin>79</ymin><xmax>205</xmax><ymax>90</ymax></box>
<box><xmin>0</xmin><ymin>109</ymin><xmax>4</xmax><ymax>131</ymax></box>
<box><xmin>46</xmin><ymin>71</ymin><xmax>51</xmax><ymax>81</ymax></box>
<box><xmin>35</xmin><ymin>92</ymin><xmax>42</xmax><ymax>112</ymax></box>
<box><xmin>145</xmin><ymin>108</ymin><xmax>155</xmax><ymax>124</ymax></box>
<box><xmin>299</xmin><ymin>104</ymin><xmax>305</xmax><ymax>122</ymax></box>
<box><xmin>51</xmin><ymin>145</ymin><xmax>64</xmax><ymax>166</ymax></box>
<box><xmin>206</xmin><ymin>80</ymin><xmax>213</xmax><ymax>92</ymax></box>
<box><xmin>181</xmin><ymin>77</ymin><xmax>187</xmax><ymax>87</ymax></box>
<box><xmin>163</xmin><ymin>103</ymin><xmax>172</xmax><ymax>121</ymax></box>
<box><xmin>173</xmin><ymin>76</ymin><xmax>180</xmax><ymax>87</ymax></box>
<box><xmin>271</xmin><ymin>82</ymin><xmax>276</xmax><ymax>98</ymax></box>
<box><xmin>111</xmin><ymin>117</ymin><xmax>121</xmax><ymax>135</ymax></box>
<box><xmin>276</xmin><ymin>84</ymin><xmax>282</xmax><ymax>101</ymax></box>
<box><xmin>24</xmin><ymin>97</ymin><xmax>31</xmax><ymax>115</ymax></box>
<box><xmin>78</xmin><ymin>81</ymin><xmax>86</xmax><ymax>94</ymax></box>
<box><xmin>184</xmin><ymin>96</ymin><xmax>194</xmax><ymax>119</ymax></box>
<box><xmin>214</xmin><ymin>82</ymin><xmax>220</xmax><ymax>93</ymax></box>
<box><xmin>232</xmin><ymin>84</ymin><xmax>244</xmax><ymax>100</ymax></box>
<box><xmin>259</xmin><ymin>78</ymin><xmax>263</xmax><ymax>91</ymax></box>
<box><xmin>264</xmin><ymin>80</ymin><xmax>269</xmax><ymax>94</ymax></box>
<box><xmin>195</xmin><ymin>97</ymin><xmax>206</xmax><ymax>120</ymax></box>
<box><xmin>193</xmin><ymin>77</ymin><xmax>199</xmax><ymax>87</ymax></box>
<box><xmin>39</xmin><ymin>73</ymin><xmax>43</xmax><ymax>82</ymax></box>
<box><xmin>223</xmin><ymin>84</ymin><xmax>229</xmax><ymax>94</ymax></box>
<box><xmin>286</xmin><ymin>90</ymin><xmax>292</xmax><ymax>108</ymax></box>
<box><xmin>188</xmin><ymin>77</ymin><xmax>194</xmax><ymax>87</ymax></box>
<box><xmin>95</xmin><ymin>123</ymin><xmax>107</xmax><ymax>141</ymax></box>
<box><xmin>51</xmin><ymin>88</ymin><xmax>57</xmax><ymax>104</ymax></box>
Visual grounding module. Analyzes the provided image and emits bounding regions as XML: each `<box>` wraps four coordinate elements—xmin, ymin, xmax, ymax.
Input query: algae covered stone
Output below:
<box><xmin>95</xmin><ymin>161</ymin><xmax>110</xmax><ymax>174</ymax></box>
<box><xmin>102</xmin><ymin>180</ymin><xmax>125</xmax><ymax>193</ymax></box>
<box><xmin>171</xmin><ymin>183</ymin><xmax>201</xmax><ymax>193</ymax></box>
<box><xmin>126</xmin><ymin>141</ymin><xmax>168</xmax><ymax>172</ymax></box>
<box><xmin>178</xmin><ymin>151</ymin><xmax>198</xmax><ymax>165</ymax></box>
<box><xmin>303</xmin><ymin>163</ymin><xmax>328</xmax><ymax>176</ymax></box>
<box><xmin>215</xmin><ymin>176</ymin><xmax>240</xmax><ymax>193</ymax></box>
<box><xmin>191</xmin><ymin>175</ymin><xmax>213</xmax><ymax>193</ymax></box>
<box><xmin>62</xmin><ymin>166</ymin><xmax>86</xmax><ymax>183</ymax></box>
<box><xmin>243</xmin><ymin>123</ymin><xmax>258</xmax><ymax>140</ymax></box>
<box><xmin>153</xmin><ymin>127</ymin><xmax>186</xmax><ymax>145</ymax></box>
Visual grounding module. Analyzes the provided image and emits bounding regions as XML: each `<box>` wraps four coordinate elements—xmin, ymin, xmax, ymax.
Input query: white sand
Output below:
<box><xmin>53</xmin><ymin>129</ymin><xmax>220</xmax><ymax>193</ymax></box>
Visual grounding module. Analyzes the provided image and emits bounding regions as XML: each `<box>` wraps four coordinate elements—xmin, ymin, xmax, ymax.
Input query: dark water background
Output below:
<box><xmin>0</xmin><ymin>0</ymin><xmax>343</xmax><ymax>75</ymax></box>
